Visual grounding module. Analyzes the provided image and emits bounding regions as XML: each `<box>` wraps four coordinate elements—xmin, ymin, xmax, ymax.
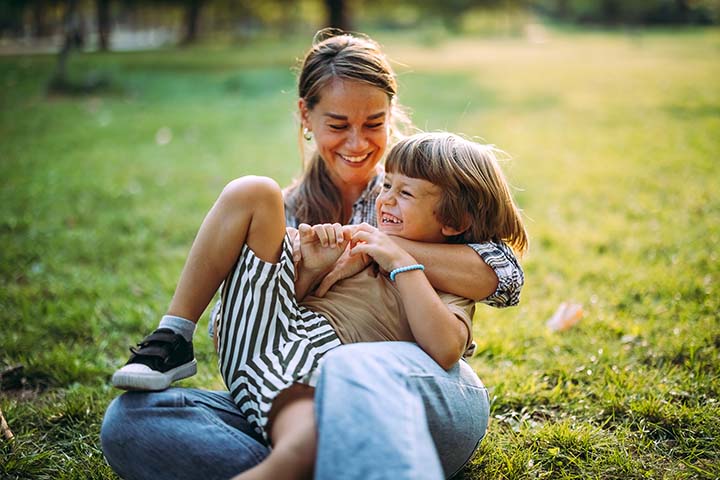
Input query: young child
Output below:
<box><xmin>195</xmin><ymin>131</ymin><xmax>527</xmax><ymax>479</ymax></box>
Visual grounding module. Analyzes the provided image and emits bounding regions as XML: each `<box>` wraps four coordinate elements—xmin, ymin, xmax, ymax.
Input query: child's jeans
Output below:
<box><xmin>101</xmin><ymin>341</ymin><xmax>490</xmax><ymax>480</ymax></box>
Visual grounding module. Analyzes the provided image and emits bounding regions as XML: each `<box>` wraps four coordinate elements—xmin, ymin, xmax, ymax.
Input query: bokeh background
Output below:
<box><xmin>1</xmin><ymin>1</ymin><xmax>719</xmax><ymax>478</ymax></box>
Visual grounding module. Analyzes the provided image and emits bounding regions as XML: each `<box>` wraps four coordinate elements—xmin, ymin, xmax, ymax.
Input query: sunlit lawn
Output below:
<box><xmin>1</xmin><ymin>26</ymin><xmax>718</xmax><ymax>479</ymax></box>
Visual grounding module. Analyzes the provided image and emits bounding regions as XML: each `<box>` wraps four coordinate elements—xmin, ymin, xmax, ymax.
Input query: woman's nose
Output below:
<box><xmin>346</xmin><ymin>128</ymin><xmax>369</xmax><ymax>151</ymax></box>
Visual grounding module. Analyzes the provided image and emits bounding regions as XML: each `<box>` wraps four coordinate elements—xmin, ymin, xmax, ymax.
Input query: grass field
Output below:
<box><xmin>1</xmin><ymin>26</ymin><xmax>719</xmax><ymax>479</ymax></box>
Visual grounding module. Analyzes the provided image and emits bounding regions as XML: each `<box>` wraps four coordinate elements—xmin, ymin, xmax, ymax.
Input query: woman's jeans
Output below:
<box><xmin>101</xmin><ymin>342</ymin><xmax>490</xmax><ymax>480</ymax></box>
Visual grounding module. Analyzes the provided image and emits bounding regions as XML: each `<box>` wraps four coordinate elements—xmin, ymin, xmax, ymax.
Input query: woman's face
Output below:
<box><xmin>300</xmin><ymin>79</ymin><xmax>391</xmax><ymax>190</ymax></box>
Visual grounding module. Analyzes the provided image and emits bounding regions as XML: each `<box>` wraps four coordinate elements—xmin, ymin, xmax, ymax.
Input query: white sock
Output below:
<box><xmin>158</xmin><ymin>315</ymin><xmax>196</xmax><ymax>342</ymax></box>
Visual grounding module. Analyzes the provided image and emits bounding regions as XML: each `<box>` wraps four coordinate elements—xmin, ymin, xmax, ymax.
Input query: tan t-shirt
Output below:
<box><xmin>301</xmin><ymin>265</ymin><xmax>476</xmax><ymax>355</ymax></box>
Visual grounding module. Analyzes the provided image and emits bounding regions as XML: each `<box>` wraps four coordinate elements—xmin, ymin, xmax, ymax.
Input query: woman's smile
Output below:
<box><xmin>338</xmin><ymin>152</ymin><xmax>373</xmax><ymax>166</ymax></box>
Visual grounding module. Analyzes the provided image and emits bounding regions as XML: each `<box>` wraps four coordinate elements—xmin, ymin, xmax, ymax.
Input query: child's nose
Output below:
<box><xmin>380</xmin><ymin>191</ymin><xmax>396</xmax><ymax>205</ymax></box>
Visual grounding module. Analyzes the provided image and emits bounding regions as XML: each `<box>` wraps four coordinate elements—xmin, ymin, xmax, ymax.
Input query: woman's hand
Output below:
<box><xmin>349</xmin><ymin>223</ymin><xmax>417</xmax><ymax>273</ymax></box>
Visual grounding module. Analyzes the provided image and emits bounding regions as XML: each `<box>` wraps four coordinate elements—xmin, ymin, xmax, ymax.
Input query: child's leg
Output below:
<box><xmin>167</xmin><ymin>176</ymin><xmax>287</xmax><ymax>322</ymax></box>
<box><xmin>233</xmin><ymin>384</ymin><xmax>317</xmax><ymax>480</ymax></box>
<box><xmin>112</xmin><ymin>176</ymin><xmax>287</xmax><ymax>391</ymax></box>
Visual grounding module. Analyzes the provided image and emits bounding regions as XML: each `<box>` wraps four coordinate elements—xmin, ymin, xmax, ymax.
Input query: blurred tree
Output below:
<box><xmin>407</xmin><ymin>0</ymin><xmax>522</xmax><ymax>32</ymax></box>
<box><xmin>325</xmin><ymin>0</ymin><xmax>351</xmax><ymax>30</ymax></box>
<box><xmin>0</xmin><ymin>0</ymin><xmax>27</xmax><ymax>37</ymax></box>
<box><xmin>531</xmin><ymin>0</ymin><xmax>717</xmax><ymax>24</ymax></box>
<box><xmin>49</xmin><ymin>0</ymin><xmax>83</xmax><ymax>89</ymax></box>
<box><xmin>97</xmin><ymin>0</ymin><xmax>110</xmax><ymax>50</ymax></box>
<box><xmin>181</xmin><ymin>0</ymin><xmax>204</xmax><ymax>44</ymax></box>
<box><xmin>30</xmin><ymin>0</ymin><xmax>53</xmax><ymax>37</ymax></box>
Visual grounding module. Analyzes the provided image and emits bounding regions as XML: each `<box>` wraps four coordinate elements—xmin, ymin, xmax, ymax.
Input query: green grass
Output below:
<box><xmin>1</xmin><ymin>26</ymin><xmax>719</xmax><ymax>479</ymax></box>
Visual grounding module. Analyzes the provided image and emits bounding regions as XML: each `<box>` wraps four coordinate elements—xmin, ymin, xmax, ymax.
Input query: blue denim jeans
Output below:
<box><xmin>101</xmin><ymin>342</ymin><xmax>489</xmax><ymax>480</ymax></box>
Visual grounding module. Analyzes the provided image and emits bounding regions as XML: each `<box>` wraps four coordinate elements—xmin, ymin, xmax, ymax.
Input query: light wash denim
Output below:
<box><xmin>101</xmin><ymin>342</ymin><xmax>490</xmax><ymax>480</ymax></box>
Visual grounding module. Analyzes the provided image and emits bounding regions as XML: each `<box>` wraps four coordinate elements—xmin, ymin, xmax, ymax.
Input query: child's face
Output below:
<box><xmin>376</xmin><ymin>172</ymin><xmax>449</xmax><ymax>243</ymax></box>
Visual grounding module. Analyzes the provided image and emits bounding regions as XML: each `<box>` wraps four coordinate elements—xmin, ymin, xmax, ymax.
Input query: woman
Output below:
<box><xmin>101</xmin><ymin>30</ymin><xmax>523</xmax><ymax>480</ymax></box>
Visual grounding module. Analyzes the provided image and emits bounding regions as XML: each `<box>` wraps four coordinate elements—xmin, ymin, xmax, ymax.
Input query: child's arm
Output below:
<box><xmin>350</xmin><ymin>226</ymin><xmax>469</xmax><ymax>370</ymax></box>
<box><xmin>319</xmin><ymin>229</ymin><xmax>522</xmax><ymax>306</ymax></box>
<box><xmin>388</xmin><ymin>237</ymin><xmax>498</xmax><ymax>301</ymax></box>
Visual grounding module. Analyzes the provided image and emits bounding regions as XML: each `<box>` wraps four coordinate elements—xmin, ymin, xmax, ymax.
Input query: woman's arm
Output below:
<box><xmin>391</xmin><ymin>237</ymin><xmax>524</xmax><ymax>305</ymax></box>
<box><xmin>390</xmin><ymin>238</ymin><xmax>496</xmax><ymax>301</ymax></box>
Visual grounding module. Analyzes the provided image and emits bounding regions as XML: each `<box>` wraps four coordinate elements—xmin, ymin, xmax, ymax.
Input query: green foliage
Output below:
<box><xmin>1</xmin><ymin>27</ymin><xmax>719</xmax><ymax>478</ymax></box>
<box><xmin>532</xmin><ymin>0</ymin><xmax>719</xmax><ymax>25</ymax></box>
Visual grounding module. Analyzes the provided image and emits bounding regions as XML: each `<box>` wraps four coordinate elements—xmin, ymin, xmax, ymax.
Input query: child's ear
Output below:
<box><xmin>441</xmin><ymin>214</ymin><xmax>471</xmax><ymax>237</ymax></box>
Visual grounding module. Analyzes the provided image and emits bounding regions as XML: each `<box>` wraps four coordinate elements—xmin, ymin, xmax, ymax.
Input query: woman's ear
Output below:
<box><xmin>298</xmin><ymin>98</ymin><xmax>311</xmax><ymax>131</ymax></box>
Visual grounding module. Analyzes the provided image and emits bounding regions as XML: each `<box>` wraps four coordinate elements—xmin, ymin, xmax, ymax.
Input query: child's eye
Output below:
<box><xmin>401</xmin><ymin>190</ymin><xmax>413</xmax><ymax>197</ymax></box>
<box><xmin>382</xmin><ymin>182</ymin><xmax>391</xmax><ymax>190</ymax></box>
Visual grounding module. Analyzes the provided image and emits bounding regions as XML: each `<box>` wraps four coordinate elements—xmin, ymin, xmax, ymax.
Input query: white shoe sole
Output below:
<box><xmin>111</xmin><ymin>360</ymin><xmax>197</xmax><ymax>391</ymax></box>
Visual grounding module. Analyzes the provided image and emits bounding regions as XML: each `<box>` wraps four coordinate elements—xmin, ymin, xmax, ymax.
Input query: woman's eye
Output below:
<box><xmin>366</xmin><ymin>122</ymin><xmax>384</xmax><ymax>129</ymax></box>
<box><xmin>329</xmin><ymin>124</ymin><xmax>347</xmax><ymax>131</ymax></box>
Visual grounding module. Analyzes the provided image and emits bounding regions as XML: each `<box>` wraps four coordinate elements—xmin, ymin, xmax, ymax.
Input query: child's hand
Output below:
<box><xmin>298</xmin><ymin>223</ymin><xmax>352</xmax><ymax>273</ymax></box>
<box><xmin>315</xmin><ymin>244</ymin><xmax>372</xmax><ymax>297</ymax></box>
<box><xmin>349</xmin><ymin>223</ymin><xmax>417</xmax><ymax>274</ymax></box>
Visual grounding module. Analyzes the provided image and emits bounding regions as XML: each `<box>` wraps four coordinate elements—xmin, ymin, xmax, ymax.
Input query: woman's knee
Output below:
<box><xmin>321</xmin><ymin>342</ymin><xmax>416</xmax><ymax>382</ymax></box>
<box><xmin>101</xmin><ymin>391</ymin><xmax>177</xmax><ymax>447</ymax></box>
<box><xmin>101</xmin><ymin>394</ymin><xmax>135</xmax><ymax>461</ymax></box>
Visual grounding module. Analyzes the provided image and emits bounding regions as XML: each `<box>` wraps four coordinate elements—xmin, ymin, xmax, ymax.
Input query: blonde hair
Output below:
<box><xmin>285</xmin><ymin>29</ymin><xmax>409</xmax><ymax>225</ymax></box>
<box><xmin>385</xmin><ymin>132</ymin><xmax>528</xmax><ymax>256</ymax></box>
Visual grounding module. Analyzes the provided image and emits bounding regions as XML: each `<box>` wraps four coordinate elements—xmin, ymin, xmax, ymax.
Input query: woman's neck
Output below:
<box><xmin>340</xmin><ymin>186</ymin><xmax>365</xmax><ymax>222</ymax></box>
<box><xmin>331</xmin><ymin>166</ymin><xmax>382</xmax><ymax>223</ymax></box>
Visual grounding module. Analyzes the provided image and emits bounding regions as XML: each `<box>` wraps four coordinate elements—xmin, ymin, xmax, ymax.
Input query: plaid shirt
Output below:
<box><xmin>285</xmin><ymin>174</ymin><xmax>524</xmax><ymax>308</ymax></box>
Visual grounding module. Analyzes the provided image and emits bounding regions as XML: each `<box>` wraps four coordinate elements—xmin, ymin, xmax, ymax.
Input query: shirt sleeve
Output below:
<box><xmin>438</xmin><ymin>292</ymin><xmax>477</xmax><ymax>357</ymax></box>
<box><xmin>468</xmin><ymin>241</ymin><xmax>525</xmax><ymax>308</ymax></box>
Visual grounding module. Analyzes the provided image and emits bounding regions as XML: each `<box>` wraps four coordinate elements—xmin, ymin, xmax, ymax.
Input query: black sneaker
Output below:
<box><xmin>112</xmin><ymin>328</ymin><xmax>197</xmax><ymax>391</ymax></box>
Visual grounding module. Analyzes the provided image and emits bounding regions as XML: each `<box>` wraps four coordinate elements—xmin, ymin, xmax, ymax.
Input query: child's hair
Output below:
<box><xmin>385</xmin><ymin>132</ymin><xmax>528</xmax><ymax>256</ymax></box>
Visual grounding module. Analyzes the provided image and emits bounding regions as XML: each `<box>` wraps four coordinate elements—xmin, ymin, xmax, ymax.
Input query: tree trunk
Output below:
<box><xmin>674</xmin><ymin>0</ymin><xmax>690</xmax><ymax>22</ymax></box>
<box><xmin>52</xmin><ymin>0</ymin><xmax>81</xmax><ymax>86</ymax></box>
<box><xmin>555</xmin><ymin>0</ymin><xmax>570</xmax><ymax>20</ymax></box>
<box><xmin>600</xmin><ymin>0</ymin><xmax>620</xmax><ymax>24</ymax></box>
<box><xmin>325</xmin><ymin>0</ymin><xmax>350</xmax><ymax>31</ymax></box>
<box><xmin>97</xmin><ymin>0</ymin><xmax>111</xmax><ymax>51</ymax></box>
<box><xmin>31</xmin><ymin>0</ymin><xmax>52</xmax><ymax>38</ymax></box>
<box><xmin>182</xmin><ymin>0</ymin><xmax>203</xmax><ymax>45</ymax></box>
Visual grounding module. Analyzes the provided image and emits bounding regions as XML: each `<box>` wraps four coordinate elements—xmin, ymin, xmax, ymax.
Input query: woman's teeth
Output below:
<box><xmin>340</xmin><ymin>153</ymin><xmax>368</xmax><ymax>163</ymax></box>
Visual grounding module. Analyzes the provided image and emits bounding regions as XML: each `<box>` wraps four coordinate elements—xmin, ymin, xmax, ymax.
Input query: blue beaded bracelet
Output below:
<box><xmin>389</xmin><ymin>264</ymin><xmax>425</xmax><ymax>282</ymax></box>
